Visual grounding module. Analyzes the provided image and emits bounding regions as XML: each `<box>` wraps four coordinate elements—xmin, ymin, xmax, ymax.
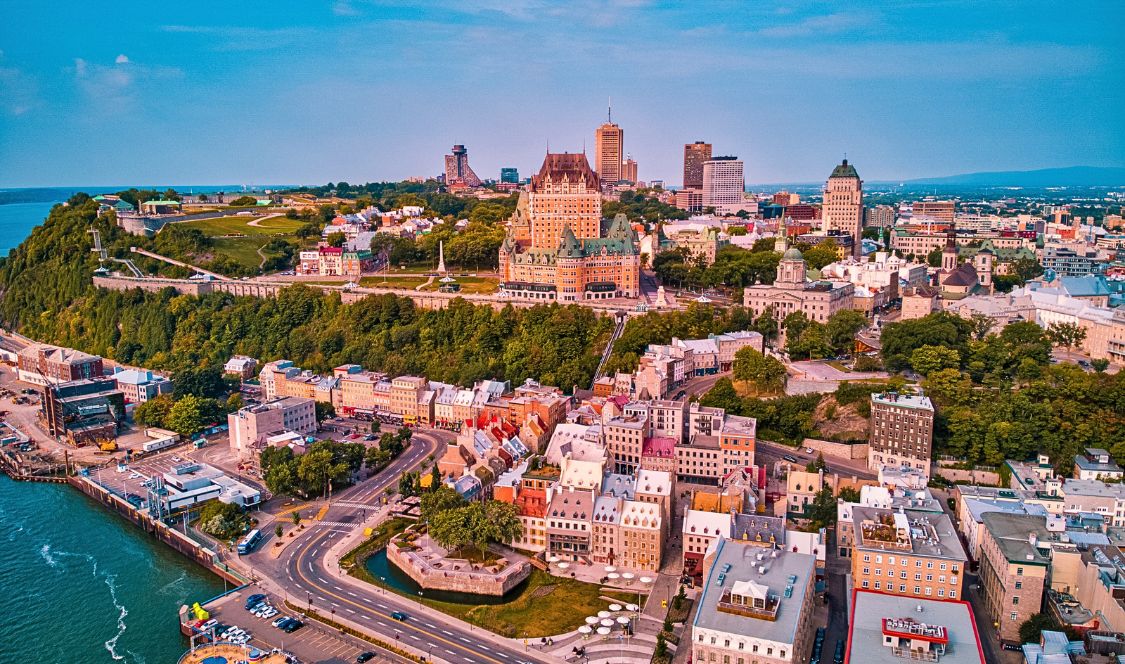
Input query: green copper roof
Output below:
<box><xmin>558</xmin><ymin>225</ymin><xmax>583</xmax><ymax>258</ymax></box>
<box><xmin>783</xmin><ymin>247</ymin><xmax>804</xmax><ymax>260</ymax></box>
<box><xmin>829</xmin><ymin>159</ymin><xmax>859</xmax><ymax>179</ymax></box>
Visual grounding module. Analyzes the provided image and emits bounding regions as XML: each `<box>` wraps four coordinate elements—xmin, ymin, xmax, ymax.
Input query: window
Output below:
<box><xmin>1014</xmin><ymin>581</ymin><xmax>1022</xmax><ymax>590</ymax></box>
<box><xmin>950</xmin><ymin>590</ymin><xmax>957</xmax><ymax>598</ymax></box>
<box><xmin>914</xmin><ymin>573</ymin><xmax>922</xmax><ymax>581</ymax></box>
<box><xmin>862</xmin><ymin>580</ymin><xmax>870</xmax><ymax>588</ymax></box>
<box><xmin>1016</xmin><ymin>567</ymin><xmax>1023</xmax><ymax>576</ymax></box>
<box><xmin>1013</xmin><ymin>597</ymin><xmax>1020</xmax><ymax>605</ymax></box>
<box><xmin>1011</xmin><ymin>612</ymin><xmax>1018</xmax><ymax>621</ymax></box>
<box><xmin>875</xmin><ymin>581</ymin><xmax>881</xmax><ymax>589</ymax></box>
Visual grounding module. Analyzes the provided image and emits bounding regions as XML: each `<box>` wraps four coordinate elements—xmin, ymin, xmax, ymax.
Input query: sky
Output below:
<box><xmin>1</xmin><ymin>0</ymin><xmax>1123</xmax><ymax>187</ymax></box>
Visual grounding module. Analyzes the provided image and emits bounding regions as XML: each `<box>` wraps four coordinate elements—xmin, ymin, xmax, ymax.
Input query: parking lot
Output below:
<box><xmin>200</xmin><ymin>588</ymin><xmax>383</xmax><ymax>664</ymax></box>
<box><xmin>89</xmin><ymin>447</ymin><xmax>197</xmax><ymax>503</ymax></box>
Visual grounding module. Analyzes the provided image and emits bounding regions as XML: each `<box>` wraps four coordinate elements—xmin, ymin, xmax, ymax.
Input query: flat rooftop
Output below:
<box><xmin>852</xmin><ymin>506</ymin><xmax>967</xmax><ymax>562</ymax></box>
<box><xmin>693</xmin><ymin>538</ymin><xmax>815</xmax><ymax>645</ymax></box>
<box><xmin>872</xmin><ymin>392</ymin><xmax>933</xmax><ymax>411</ymax></box>
<box><xmin>845</xmin><ymin>591</ymin><xmax>984</xmax><ymax>664</ymax></box>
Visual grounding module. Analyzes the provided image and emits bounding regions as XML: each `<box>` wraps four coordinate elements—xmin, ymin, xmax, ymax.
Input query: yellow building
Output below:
<box><xmin>849</xmin><ymin>505</ymin><xmax>967</xmax><ymax>601</ymax></box>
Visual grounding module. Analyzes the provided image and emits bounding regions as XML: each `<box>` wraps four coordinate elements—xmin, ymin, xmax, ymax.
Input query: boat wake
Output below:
<box><xmin>39</xmin><ymin>543</ymin><xmax>58</xmax><ymax>568</ymax></box>
<box><xmin>102</xmin><ymin>573</ymin><xmax>129</xmax><ymax>662</ymax></box>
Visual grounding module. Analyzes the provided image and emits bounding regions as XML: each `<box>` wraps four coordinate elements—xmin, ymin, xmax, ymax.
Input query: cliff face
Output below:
<box><xmin>811</xmin><ymin>396</ymin><xmax>867</xmax><ymax>442</ymax></box>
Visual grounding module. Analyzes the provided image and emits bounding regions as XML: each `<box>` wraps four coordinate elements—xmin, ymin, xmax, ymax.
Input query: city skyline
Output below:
<box><xmin>1</xmin><ymin>1</ymin><xmax>1123</xmax><ymax>187</ymax></box>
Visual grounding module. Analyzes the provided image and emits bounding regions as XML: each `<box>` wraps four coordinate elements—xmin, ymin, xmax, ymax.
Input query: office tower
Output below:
<box><xmin>682</xmin><ymin>141</ymin><xmax>712</xmax><ymax>189</ymax></box>
<box><xmin>594</xmin><ymin>102</ymin><xmax>624</xmax><ymax>186</ymax></box>
<box><xmin>500</xmin><ymin>167</ymin><xmax>519</xmax><ymax>184</ymax></box>
<box><xmin>822</xmin><ymin>158</ymin><xmax>863</xmax><ymax>257</ymax></box>
<box><xmin>622</xmin><ymin>155</ymin><xmax>638</xmax><ymax>183</ymax></box>
<box><xmin>702</xmin><ymin>157</ymin><xmax>744</xmax><ymax>209</ymax></box>
<box><xmin>443</xmin><ymin>144</ymin><xmax>482</xmax><ymax>187</ymax></box>
<box><xmin>913</xmin><ymin>200</ymin><xmax>955</xmax><ymax>223</ymax></box>
<box><xmin>865</xmin><ymin>204</ymin><xmax>895</xmax><ymax>229</ymax></box>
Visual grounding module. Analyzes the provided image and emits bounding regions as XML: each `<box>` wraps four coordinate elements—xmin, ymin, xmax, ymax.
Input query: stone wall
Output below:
<box><xmin>800</xmin><ymin>438</ymin><xmax>869</xmax><ymax>460</ymax></box>
<box><xmin>932</xmin><ymin>466</ymin><xmax>1000</xmax><ymax>486</ymax></box>
<box><xmin>385</xmin><ymin>536</ymin><xmax>530</xmax><ymax>596</ymax></box>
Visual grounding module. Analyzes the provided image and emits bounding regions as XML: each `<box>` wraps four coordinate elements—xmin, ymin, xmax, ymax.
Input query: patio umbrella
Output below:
<box><xmin>617</xmin><ymin>616</ymin><xmax>631</xmax><ymax>625</ymax></box>
<box><xmin>608</xmin><ymin>604</ymin><xmax>623</xmax><ymax>612</ymax></box>
<box><xmin>598</xmin><ymin>610</ymin><xmax>612</xmax><ymax>619</ymax></box>
<box><xmin>585</xmin><ymin>616</ymin><xmax>600</xmax><ymax>625</ymax></box>
<box><xmin>600</xmin><ymin>619</ymin><xmax>616</xmax><ymax>628</ymax></box>
<box><xmin>597</xmin><ymin>627</ymin><xmax>611</xmax><ymax>635</ymax></box>
<box><xmin>439</xmin><ymin>276</ymin><xmax>456</xmax><ymax>283</ymax></box>
<box><xmin>548</xmin><ymin>556</ymin><xmax>560</xmax><ymax>563</ymax></box>
<box><xmin>605</xmin><ymin>565</ymin><xmax>617</xmax><ymax>572</ymax></box>
<box><xmin>607</xmin><ymin>573</ymin><xmax>620</xmax><ymax>580</ymax></box>
<box><xmin>621</xmin><ymin>572</ymin><xmax>635</xmax><ymax>581</ymax></box>
<box><xmin>558</xmin><ymin>562</ymin><xmax>570</xmax><ymax>570</ymax></box>
<box><xmin>625</xmin><ymin>603</ymin><xmax>639</xmax><ymax>612</ymax></box>
<box><xmin>578</xmin><ymin>625</ymin><xmax>592</xmax><ymax>634</ymax></box>
<box><xmin>638</xmin><ymin>576</ymin><xmax>652</xmax><ymax>584</ymax></box>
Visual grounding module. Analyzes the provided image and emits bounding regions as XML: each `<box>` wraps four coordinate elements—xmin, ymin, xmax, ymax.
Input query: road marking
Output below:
<box><xmin>346</xmin><ymin>608</ymin><xmax>356</xmax><ymax>614</ymax></box>
<box><xmin>480</xmin><ymin>644</ymin><xmax>491</xmax><ymax>651</ymax></box>
<box><xmin>423</xmin><ymin>621</ymin><xmax>435</xmax><ymax>628</ymax></box>
<box><xmin>347</xmin><ymin>591</ymin><xmax>358</xmax><ymax>597</ymax></box>
<box><xmin>442</xmin><ymin>630</ymin><xmax>453</xmax><ymax>636</ymax></box>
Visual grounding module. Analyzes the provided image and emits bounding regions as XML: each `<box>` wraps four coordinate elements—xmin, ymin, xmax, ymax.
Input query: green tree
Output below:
<box><xmin>420</xmin><ymin>486</ymin><xmax>467</xmax><ymax>521</ymax></box>
<box><xmin>166</xmin><ymin>394</ymin><xmax>207</xmax><ymax>436</ymax></box>
<box><xmin>654</xmin><ymin>633</ymin><xmax>668</xmax><ymax>659</ymax></box>
<box><xmin>1018</xmin><ymin>613</ymin><xmax>1063</xmax><ymax>645</ymax></box>
<box><xmin>969</xmin><ymin>313</ymin><xmax>995</xmax><ymax>341</ymax></box>
<box><xmin>806</xmin><ymin>487</ymin><xmax>837</xmax><ymax>529</ymax></box>
<box><xmin>134</xmin><ymin>394</ymin><xmax>174</xmax><ymax>428</ymax></box>
<box><xmin>199</xmin><ymin>501</ymin><xmax>248</xmax><ymax>540</ymax></box>
<box><xmin>230</xmin><ymin>195</ymin><xmax>258</xmax><ymax>206</ymax></box>
<box><xmin>806</xmin><ymin>453</ymin><xmax>827</xmax><ymax>473</ymax></box>
<box><xmin>802</xmin><ymin>240</ymin><xmax>839</xmax><ymax>270</ymax></box>
<box><xmin>732</xmin><ymin>347</ymin><xmax>787</xmax><ymax>393</ymax></box>
<box><xmin>292</xmin><ymin>510</ymin><xmax>301</xmax><ymax>526</ymax></box>
<box><xmin>315</xmin><ymin>401</ymin><xmax>336</xmax><ymax>422</ymax></box>
<box><xmin>398</xmin><ymin>471</ymin><xmax>419</xmax><ymax>497</ymax></box>
<box><xmin>326</xmin><ymin>232</ymin><xmax>346</xmax><ymax>248</ymax></box>
<box><xmin>699</xmin><ymin>377</ymin><xmax>742</xmax><ymax>413</ymax></box>
<box><xmin>926</xmin><ymin>247</ymin><xmax>943</xmax><ymax>268</ymax></box>
<box><xmin>275</xmin><ymin>523</ymin><xmax>283</xmax><ymax>539</ymax></box>
<box><xmin>1092</xmin><ymin>358</ymin><xmax>1110</xmax><ymax>372</ymax></box>
<box><xmin>881</xmin><ymin>313</ymin><xmax>972</xmax><ymax>372</ymax></box>
<box><xmin>910</xmin><ymin>345</ymin><xmax>962</xmax><ymax>376</ymax></box>
<box><xmin>825</xmin><ymin>309</ymin><xmax>867</xmax><ymax>355</ymax></box>
<box><xmin>1046</xmin><ymin>322</ymin><xmax>1087</xmax><ymax>353</ymax></box>
<box><xmin>838</xmin><ymin>486</ymin><xmax>861</xmax><ymax>503</ymax></box>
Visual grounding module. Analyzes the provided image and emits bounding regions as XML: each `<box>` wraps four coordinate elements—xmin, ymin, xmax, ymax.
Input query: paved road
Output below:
<box><xmin>755</xmin><ymin>440</ymin><xmax>875</xmax><ymax>481</ymax></box>
<box><xmin>247</xmin><ymin>429</ymin><xmax>559</xmax><ymax>664</ymax></box>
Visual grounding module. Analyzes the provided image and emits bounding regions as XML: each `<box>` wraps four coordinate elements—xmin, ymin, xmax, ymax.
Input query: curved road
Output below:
<box><xmin>250</xmin><ymin>429</ymin><xmax>557</xmax><ymax>664</ymax></box>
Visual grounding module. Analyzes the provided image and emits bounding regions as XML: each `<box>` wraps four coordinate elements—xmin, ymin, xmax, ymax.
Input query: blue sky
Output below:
<box><xmin>1</xmin><ymin>0</ymin><xmax>1122</xmax><ymax>187</ymax></box>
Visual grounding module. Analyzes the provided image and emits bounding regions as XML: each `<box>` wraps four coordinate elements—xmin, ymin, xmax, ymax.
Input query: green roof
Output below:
<box><xmin>143</xmin><ymin>199</ymin><xmax>181</xmax><ymax>205</ymax></box>
<box><xmin>829</xmin><ymin>159</ymin><xmax>860</xmax><ymax>179</ymax></box>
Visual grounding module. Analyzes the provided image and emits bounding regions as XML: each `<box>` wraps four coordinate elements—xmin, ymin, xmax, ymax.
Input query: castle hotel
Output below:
<box><xmin>498</xmin><ymin>152</ymin><xmax>640</xmax><ymax>302</ymax></box>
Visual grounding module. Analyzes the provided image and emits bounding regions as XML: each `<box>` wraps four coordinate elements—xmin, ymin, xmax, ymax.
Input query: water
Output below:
<box><xmin>0</xmin><ymin>201</ymin><xmax>58</xmax><ymax>255</ymax></box>
<box><xmin>0</xmin><ymin>476</ymin><xmax>226</xmax><ymax>664</ymax></box>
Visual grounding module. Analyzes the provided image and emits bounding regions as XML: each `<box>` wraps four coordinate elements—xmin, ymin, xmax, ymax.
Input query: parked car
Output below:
<box><xmin>357</xmin><ymin>653</ymin><xmax>377</xmax><ymax>663</ymax></box>
<box><xmin>272</xmin><ymin>616</ymin><xmax>290</xmax><ymax>628</ymax></box>
<box><xmin>244</xmin><ymin>593</ymin><xmax>267</xmax><ymax>610</ymax></box>
<box><xmin>783</xmin><ymin>454</ymin><xmax>799</xmax><ymax>463</ymax></box>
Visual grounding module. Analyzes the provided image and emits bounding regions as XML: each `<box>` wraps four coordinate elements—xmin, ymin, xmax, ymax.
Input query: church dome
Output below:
<box><xmin>783</xmin><ymin>247</ymin><xmax>804</xmax><ymax>260</ymax></box>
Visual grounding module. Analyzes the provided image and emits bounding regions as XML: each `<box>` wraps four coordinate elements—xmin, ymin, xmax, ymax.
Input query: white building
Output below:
<box><xmin>702</xmin><ymin>157</ymin><xmax>746</xmax><ymax>215</ymax></box>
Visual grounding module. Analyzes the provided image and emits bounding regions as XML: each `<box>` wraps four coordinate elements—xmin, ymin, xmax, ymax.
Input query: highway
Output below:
<box><xmin>248</xmin><ymin>429</ymin><xmax>557</xmax><ymax>664</ymax></box>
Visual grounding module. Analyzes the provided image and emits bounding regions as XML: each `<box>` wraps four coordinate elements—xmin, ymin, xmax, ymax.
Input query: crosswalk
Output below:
<box><xmin>311</xmin><ymin>520</ymin><xmax>360</xmax><ymax>528</ymax></box>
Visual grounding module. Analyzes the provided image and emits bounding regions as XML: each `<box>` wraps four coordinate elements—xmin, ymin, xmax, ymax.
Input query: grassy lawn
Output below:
<box><xmin>358</xmin><ymin>276</ymin><xmax>432</xmax><ymax>290</ymax></box>
<box><xmin>211</xmin><ymin>236</ymin><xmax>268</xmax><ymax>270</ymax></box>
<box><xmin>420</xmin><ymin>276</ymin><xmax>499</xmax><ymax>295</ymax></box>
<box><xmin>341</xmin><ymin>518</ymin><xmax>412</xmax><ymax>573</ymax></box>
<box><xmin>184</xmin><ymin>214</ymin><xmax>303</xmax><ymax>236</ymax></box>
<box><xmin>826</xmin><ymin>360</ymin><xmax>852</xmax><ymax>373</ymax></box>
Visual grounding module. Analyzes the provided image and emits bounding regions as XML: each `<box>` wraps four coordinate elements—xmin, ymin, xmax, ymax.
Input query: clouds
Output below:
<box><xmin>0</xmin><ymin>52</ymin><xmax>38</xmax><ymax>116</ymax></box>
<box><xmin>72</xmin><ymin>55</ymin><xmax>181</xmax><ymax>115</ymax></box>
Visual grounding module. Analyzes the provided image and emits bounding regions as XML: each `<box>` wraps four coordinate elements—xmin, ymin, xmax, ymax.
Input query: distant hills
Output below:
<box><xmin>899</xmin><ymin>166</ymin><xmax>1125</xmax><ymax>187</ymax></box>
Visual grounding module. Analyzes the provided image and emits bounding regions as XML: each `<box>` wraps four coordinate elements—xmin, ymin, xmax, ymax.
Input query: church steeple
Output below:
<box><xmin>941</xmin><ymin>221</ymin><xmax>958</xmax><ymax>272</ymax></box>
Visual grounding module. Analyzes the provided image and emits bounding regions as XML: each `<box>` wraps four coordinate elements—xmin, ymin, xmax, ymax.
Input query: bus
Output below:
<box><xmin>237</xmin><ymin>529</ymin><xmax>262</xmax><ymax>555</ymax></box>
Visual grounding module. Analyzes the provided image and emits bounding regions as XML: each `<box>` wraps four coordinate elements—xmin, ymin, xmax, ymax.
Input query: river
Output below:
<box><xmin>0</xmin><ymin>476</ymin><xmax>226</xmax><ymax>663</ymax></box>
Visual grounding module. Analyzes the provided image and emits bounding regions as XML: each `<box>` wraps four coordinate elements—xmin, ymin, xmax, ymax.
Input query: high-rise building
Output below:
<box><xmin>867</xmin><ymin>391</ymin><xmax>934</xmax><ymax>477</ymax></box>
<box><xmin>500</xmin><ymin>167</ymin><xmax>519</xmax><ymax>184</ymax></box>
<box><xmin>913</xmin><ymin>200</ymin><xmax>956</xmax><ymax>223</ymax></box>
<box><xmin>865</xmin><ymin>204</ymin><xmax>895</xmax><ymax>229</ymax></box>
<box><xmin>594</xmin><ymin>102</ymin><xmax>624</xmax><ymax>186</ymax></box>
<box><xmin>622</xmin><ymin>155</ymin><xmax>638</xmax><ymax>183</ymax></box>
<box><xmin>702</xmin><ymin>157</ymin><xmax>744</xmax><ymax>210</ymax></box>
<box><xmin>822</xmin><ymin>159</ymin><xmax>863</xmax><ymax>257</ymax></box>
<box><xmin>682</xmin><ymin>141</ymin><xmax>712</xmax><ymax>190</ymax></box>
<box><xmin>443</xmin><ymin>144</ymin><xmax>482</xmax><ymax>187</ymax></box>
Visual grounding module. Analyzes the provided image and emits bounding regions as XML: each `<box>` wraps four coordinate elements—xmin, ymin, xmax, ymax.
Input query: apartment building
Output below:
<box><xmin>845</xmin><ymin>591</ymin><xmax>985</xmax><ymax>664</ymax></box>
<box><xmin>1073</xmin><ymin>448</ymin><xmax>1124</xmax><ymax>481</ymax></box>
<box><xmin>17</xmin><ymin>343</ymin><xmax>104</xmax><ymax>385</ymax></box>
<box><xmin>227</xmin><ymin>396</ymin><xmax>317</xmax><ymax>459</ymax></box>
<box><xmin>850</xmin><ymin>506</ymin><xmax>967</xmax><ymax>601</ymax></box>
<box><xmin>719</xmin><ymin>415</ymin><xmax>756</xmax><ymax>476</ymax></box>
<box><xmin>604</xmin><ymin>414</ymin><xmax>649</xmax><ymax>474</ymax></box>
<box><xmin>978</xmin><ymin>512</ymin><xmax>1053</xmax><ymax>643</ymax></box>
<box><xmin>867</xmin><ymin>392</ymin><xmax>935</xmax><ymax>477</ymax></box>
<box><xmin>591</xmin><ymin>494</ymin><xmax>623</xmax><ymax>565</ymax></box>
<box><xmin>692</xmin><ymin>538</ymin><xmax>817</xmax><ymax>664</ymax></box>
<box><xmin>112</xmin><ymin>368</ymin><xmax>172</xmax><ymax>404</ymax></box>
<box><xmin>619</xmin><ymin>500</ymin><xmax>664</xmax><ymax>571</ymax></box>
<box><xmin>547</xmin><ymin>486</ymin><xmax>594</xmax><ymax>560</ymax></box>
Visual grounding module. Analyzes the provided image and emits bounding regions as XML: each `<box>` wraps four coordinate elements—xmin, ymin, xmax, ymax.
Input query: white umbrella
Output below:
<box><xmin>597</xmin><ymin>627</ymin><xmax>611</xmax><ymax>636</ymax></box>
<box><xmin>609</xmin><ymin>603</ymin><xmax>623</xmax><ymax>612</ymax></box>
<box><xmin>439</xmin><ymin>276</ymin><xmax>456</xmax><ymax>283</ymax></box>
<box><xmin>621</xmin><ymin>572</ymin><xmax>635</xmax><ymax>580</ymax></box>
<box><xmin>600</xmin><ymin>619</ymin><xmax>615</xmax><ymax>628</ymax></box>
<box><xmin>585</xmin><ymin>616</ymin><xmax>600</xmax><ymax>625</ymax></box>
<box><xmin>605</xmin><ymin>565</ymin><xmax>617</xmax><ymax>572</ymax></box>
<box><xmin>598</xmin><ymin>610</ymin><xmax>611</xmax><ymax>619</ymax></box>
<box><xmin>558</xmin><ymin>562</ymin><xmax>570</xmax><ymax>570</ymax></box>
<box><xmin>607</xmin><ymin>572</ymin><xmax>620</xmax><ymax>580</ymax></box>
<box><xmin>616</xmin><ymin>616</ymin><xmax>631</xmax><ymax>625</ymax></box>
<box><xmin>548</xmin><ymin>556</ymin><xmax>560</xmax><ymax>563</ymax></box>
<box><xmin>695</xmin><ymin>295</ymin><xmax>712</xmax><ymax>303</ymax></box>
<box><xmin>578</xmin><ymin>625</ymin><xmax>592</xmax><ymax>634</ymax></box>
<box><xmin>625</xmin><ymin>603</ymin><xmax>639</xmax><ymax>612</ymax></box>
<box><xmin>639</xmin><ymin>576</ymin><xmax>652</xmax><ymax>584</ymax></box>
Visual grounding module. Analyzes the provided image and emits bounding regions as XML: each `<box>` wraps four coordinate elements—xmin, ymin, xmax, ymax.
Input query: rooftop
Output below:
<box><xmin>872</xmin><ymin>392</ymin><xmax>934</xmax><ymax>411</ymax></box>
<box><xmin>980</xmin><ymin>512</ymin><xmax>1052</xmax><ymax>566</ymax></box>
<box><xmin>693</xmin><ymin>538</ymin><xmax>816</xmax><ymax>645</ymax></box>
<box><xmin>851</xmin><ymin>506</ymin><xmax>967</xmax><ymax>562</ymax></box>
<box><xmin>845</xmin><ymin>591</ymin><xmax>984</xmax><ymax>664</ymax></box>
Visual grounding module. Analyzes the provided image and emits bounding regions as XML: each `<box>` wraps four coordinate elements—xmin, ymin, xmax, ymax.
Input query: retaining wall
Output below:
<box><xmin>385</xmin><ymin>539</ymin><xmax>529</xmax><ymax>596</ymax></box>
<box><xmin>800</xmin><ymin>438</ymin><xmax>869</xmax><ymax>461</ymax></box>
